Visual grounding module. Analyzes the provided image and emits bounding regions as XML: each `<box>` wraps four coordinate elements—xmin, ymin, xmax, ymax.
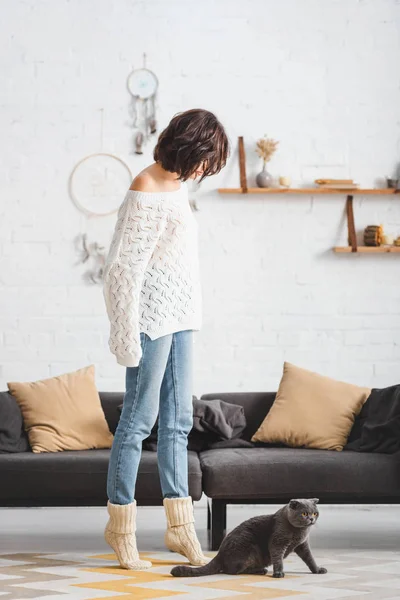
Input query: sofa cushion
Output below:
<box><xmin>0</xmin><ymin>449</ymin><xmax>202</xmax><ymax>506</ymax></box>
<box><xmin>346</xmin><ymin>396</ymin><xmax>370</xmax><ymax>445</ymax></box>
<box><xmin>7</xmin><ymin>365</ymin><xmax>114</xmax><ymax>453</ymax></box>
<box><xmin>251</xmin><ymin>362</ymin><xmax>371</xmax><ymax>451</ymax></box>
<box><xmin>345</xmin><ymin>384</ymin><xmax>400</xmax><ymax>454</ymax></box>
<box><xmin>0</xmin><ymin>391</ymin><xmax>30</xmax><ymax>453</ymax></box>
<box><xmin>200</xmin><ymin>447</ymin><xmax>400</xmax><ymax>501</ymax></box>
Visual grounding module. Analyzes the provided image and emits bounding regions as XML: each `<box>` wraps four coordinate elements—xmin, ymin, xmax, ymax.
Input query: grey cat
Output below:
<box><xmin>171</xmin><ymin>498</ymin><xmax>327</xmax><ymax>578</ymax></box>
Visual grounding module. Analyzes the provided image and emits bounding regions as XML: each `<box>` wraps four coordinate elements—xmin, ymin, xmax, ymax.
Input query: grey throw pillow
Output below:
<box><xmin>0</xmin><ymin>391</ymin><xmax>30</xmax><ymax>453</ymax></box>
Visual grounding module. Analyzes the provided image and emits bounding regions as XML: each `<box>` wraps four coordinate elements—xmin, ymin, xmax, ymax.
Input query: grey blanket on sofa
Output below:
<box><xmin>139</xmin><ymin>397</ymin><xmax>253</xmax><ymax>452</ymax></box>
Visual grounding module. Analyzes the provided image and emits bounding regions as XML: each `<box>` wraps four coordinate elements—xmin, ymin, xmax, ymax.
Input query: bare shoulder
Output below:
<box><xmin>129</xmin><ymin>171</ymin><xmax>158</xmax><ymax>192</ymax></box>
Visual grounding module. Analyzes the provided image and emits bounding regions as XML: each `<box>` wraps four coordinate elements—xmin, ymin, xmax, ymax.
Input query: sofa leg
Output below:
<box><xmin>207</xmin><ymin>499</ymin><xmax>211</xmax><ymax>532</ymax></box>
<box><xmin>209</xmin><ymin>500</ymin><xmax>227</xmax><ymax>551</ymax></box>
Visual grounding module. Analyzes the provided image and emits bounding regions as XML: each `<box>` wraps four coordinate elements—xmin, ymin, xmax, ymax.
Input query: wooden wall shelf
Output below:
<box><xmin>224</xmin><ymin>136</ymin><xmax>399</xmax><ymax>255</ymax></box>
<box><xmin>218</xmin><ymin>188</ymin><xmax>397</xmax><ymax>195</ymax></box>
<box><xmin>334</xmin><ymin>246</ymin><xmax>400</xmax><ymax>253</ymax></box>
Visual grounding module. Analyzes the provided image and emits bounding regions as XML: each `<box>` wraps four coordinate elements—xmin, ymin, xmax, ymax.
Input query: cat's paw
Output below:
<box><xmin>273</xmin><ymin>570</ymin><xmax>285</xmax><ymax>578</ymax></box>
<box><xmin>317</xmin><ymin>567</ymin><xmax>327</xmax><ymax>574</ymax></box>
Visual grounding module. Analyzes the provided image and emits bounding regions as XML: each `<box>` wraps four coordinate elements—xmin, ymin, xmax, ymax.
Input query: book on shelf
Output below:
<box><xmin>316</xmin><ymin>183</ymin><xmax>360</xmax><ymax>190</ymax></box>
<box><xmin>317</xmin><ymin>185</ymin><xmax>360</xmax><ymax>190</ymax></box>
<box><xmin>315</xmin><ymin>179</ymin><xmax>355</xmax><ymax>185</ymax></box>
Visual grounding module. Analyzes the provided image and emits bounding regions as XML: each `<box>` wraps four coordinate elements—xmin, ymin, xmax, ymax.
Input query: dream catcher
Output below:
<box><xmin>69</xmin><ymin>108</ymin><xmax>133</xmax><ymax>284</ymax></box>
<box><xmin>127</xmin><ymin>53</ymin><xmax>159</xmax><ymax>154</ymax></box>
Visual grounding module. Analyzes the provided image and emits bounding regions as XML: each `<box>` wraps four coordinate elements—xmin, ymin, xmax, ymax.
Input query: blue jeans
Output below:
<box><xmin>107</xmin><ymin>330</ymin><xmax>194</xmax><ymax>505</ymax></box>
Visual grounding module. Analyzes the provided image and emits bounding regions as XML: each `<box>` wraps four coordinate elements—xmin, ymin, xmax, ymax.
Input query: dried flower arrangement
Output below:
<box><xmin>255</xmin><ymin>134</ymin><xmax>279</xmax><ymax>166</ymax></box>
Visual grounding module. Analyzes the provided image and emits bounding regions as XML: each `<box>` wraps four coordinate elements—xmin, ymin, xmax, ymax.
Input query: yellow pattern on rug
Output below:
<box><xmin>77</xmin><ymin>553</ymin><xmax>304</xmax><ymax>600</ymax></box>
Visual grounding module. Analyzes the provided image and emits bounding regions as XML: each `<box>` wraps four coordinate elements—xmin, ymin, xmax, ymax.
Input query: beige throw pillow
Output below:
<box><xmin>251</xmin><ymin>362</ymin><xmax>371</xmax><ymax>451</ymax></box>
<box><xmin>7</xmin><ymin>364</ymin><xmax>113</xmax><ymax>453</ymax></box>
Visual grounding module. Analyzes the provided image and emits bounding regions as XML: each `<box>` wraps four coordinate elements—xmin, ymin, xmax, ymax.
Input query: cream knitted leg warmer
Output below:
<box><xmin>163</xmin><ymin>497</ymin><xmax>210</xmax><ymax>566</ymax></box>
<box><xmin>104</xmin><ymin>500</ymin><xmax>152</xmax><ymax>570</ymax></box>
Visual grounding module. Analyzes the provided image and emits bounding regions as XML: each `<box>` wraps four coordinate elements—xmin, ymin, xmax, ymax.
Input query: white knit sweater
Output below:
<box><xmin>103</xmin><ymin>180</ymin><xmax>202</xmax><ymax>367</ymax></box>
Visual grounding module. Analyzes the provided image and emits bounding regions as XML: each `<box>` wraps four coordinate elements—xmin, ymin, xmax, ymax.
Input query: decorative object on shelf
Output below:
<box><xmin>315</xmin><ymin>179</ymin><xmax>359</xmax><ymax>190</ymax></box>
<box><xmin>127</xmin><ymin>53</ymin><xmax>159</xmax><ymax>155</ymax></box>
<box><xmin>382</xmin><ymin>233</ymin><xmax>394</xmax><ymax>245</ymax></box>
<box><xmin>255</xmin><ymin>164</ymin><xmax>273</xmax><ymax>188</ymax></box>
<box><xmin>394</xmin><ymin>236</ymin><xmax>400</xmax><ymax>247</ymax></box>
<box><xmin>255</xmin><ymin>134</ymin><xmax>279</xmax><ymax>188</ymax></box>
<box><xmin>364</xmin><ymin>225</ymin><xmax>384</xmax><ymax>247</ymax></box>
<box><xmin>279</xmin><ymin>176</ymin><xmax>291</xmax><ymax>188</ymax></box>
<box><xmin>386</xmin><ymin>176</ymin><xmax>399</xmax><ymax>189</ymax></box>
<box><xmin>74</xmin><ymin>234</ymin><xmax>106</xmax><ymax>285</ymax></box>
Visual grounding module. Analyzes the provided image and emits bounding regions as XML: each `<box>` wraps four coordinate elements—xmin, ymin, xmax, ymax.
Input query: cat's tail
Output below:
<box><xmin>170</xmin><ymin>555</ymin><xmax>221</xmax><ymax>577</ymax></box>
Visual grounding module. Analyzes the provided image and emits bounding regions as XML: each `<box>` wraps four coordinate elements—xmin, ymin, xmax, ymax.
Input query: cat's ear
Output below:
<box><xmin>311</xmin><ymin>498</ymin><xmax>319</xmax><ymax>505</ymax></box>
<box><xmin>289</xmin><ymin>500</ymin><xmax>301</xmax><ymax>509</ymax></box>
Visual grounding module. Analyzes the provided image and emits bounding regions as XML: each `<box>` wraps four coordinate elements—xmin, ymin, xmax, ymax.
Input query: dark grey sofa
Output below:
<box><xmin>1</xmin><ymin>390</ymin><xmax>399</xmax><ymax>551</ymax></box>
<box><xmin>200</xmin><ymin>392</ymin><xmax>400</xmax><ymax>549</ymax></box>
<box><xmin>0</xmin><ymin>392</ymin><xmax>202</xmax><ymax>507</ymax></box>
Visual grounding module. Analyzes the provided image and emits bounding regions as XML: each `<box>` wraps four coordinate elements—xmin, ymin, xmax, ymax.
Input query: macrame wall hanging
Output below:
<box><xmin>68</xmin><ymin>108</ymin><xmax>133</xmax><ymax>284</ymax></box>
<box><xmin>127</xmin><ymin>53</ymin><xmax>159</xmax><ymax>154</ymax></box>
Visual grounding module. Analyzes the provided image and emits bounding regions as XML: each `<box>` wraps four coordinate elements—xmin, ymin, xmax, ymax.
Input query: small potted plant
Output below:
<box><xmin>255</xmin><ymin>134</ymin><xmax>279</xmax><ymax>188</ymax></box>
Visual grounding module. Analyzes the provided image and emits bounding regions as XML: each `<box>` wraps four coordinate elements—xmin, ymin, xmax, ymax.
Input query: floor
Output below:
<box><xmin>0</xmin><ymin>504</ymin><xmax>399</xmax><ymax>599</ymax></box>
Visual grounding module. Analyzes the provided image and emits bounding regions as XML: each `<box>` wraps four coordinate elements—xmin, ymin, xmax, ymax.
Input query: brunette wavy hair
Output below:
<box><xmin>153</xmin><ymin>108</ymin><xmax>230</xmax><ymax>184</ymax></box>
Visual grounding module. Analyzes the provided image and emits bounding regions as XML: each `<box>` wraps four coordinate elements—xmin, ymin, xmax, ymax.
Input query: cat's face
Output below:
<box><xmin>287</xmin><ymin>498</ymin><xmax>320</xmax><ymax>528</ymax></box>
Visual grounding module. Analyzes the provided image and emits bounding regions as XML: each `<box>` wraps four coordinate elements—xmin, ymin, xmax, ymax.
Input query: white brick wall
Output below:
<box><xmin>1</xmin><ymin>0</ymin><xmax>400</xmax><ymax>395</ymax></box>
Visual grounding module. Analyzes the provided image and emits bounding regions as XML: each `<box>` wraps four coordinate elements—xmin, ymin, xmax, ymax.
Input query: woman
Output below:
<box><xmin>102</xmin><ymin>108</ymin><xmax>230</xmax><ymax>570</ymax></box>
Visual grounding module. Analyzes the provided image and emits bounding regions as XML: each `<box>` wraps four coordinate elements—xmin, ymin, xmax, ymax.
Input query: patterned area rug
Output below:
<box><xmin>0</xmin><ymin>550</ymin><xmax>400</xmax><ymax>600</ymax></box>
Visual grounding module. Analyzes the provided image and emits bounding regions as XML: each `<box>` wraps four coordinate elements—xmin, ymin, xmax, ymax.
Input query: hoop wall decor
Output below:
<box><xmin>68</xmin><ymin>152</ymin><xmax>133</xmax><ymax>217</ymax></box>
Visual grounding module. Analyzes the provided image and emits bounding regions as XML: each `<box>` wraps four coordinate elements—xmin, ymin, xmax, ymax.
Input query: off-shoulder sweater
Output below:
<box><xmin>102</xmin><ymin>180</ymin><xmax>202</xmax><ymax>367</ymax></box>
